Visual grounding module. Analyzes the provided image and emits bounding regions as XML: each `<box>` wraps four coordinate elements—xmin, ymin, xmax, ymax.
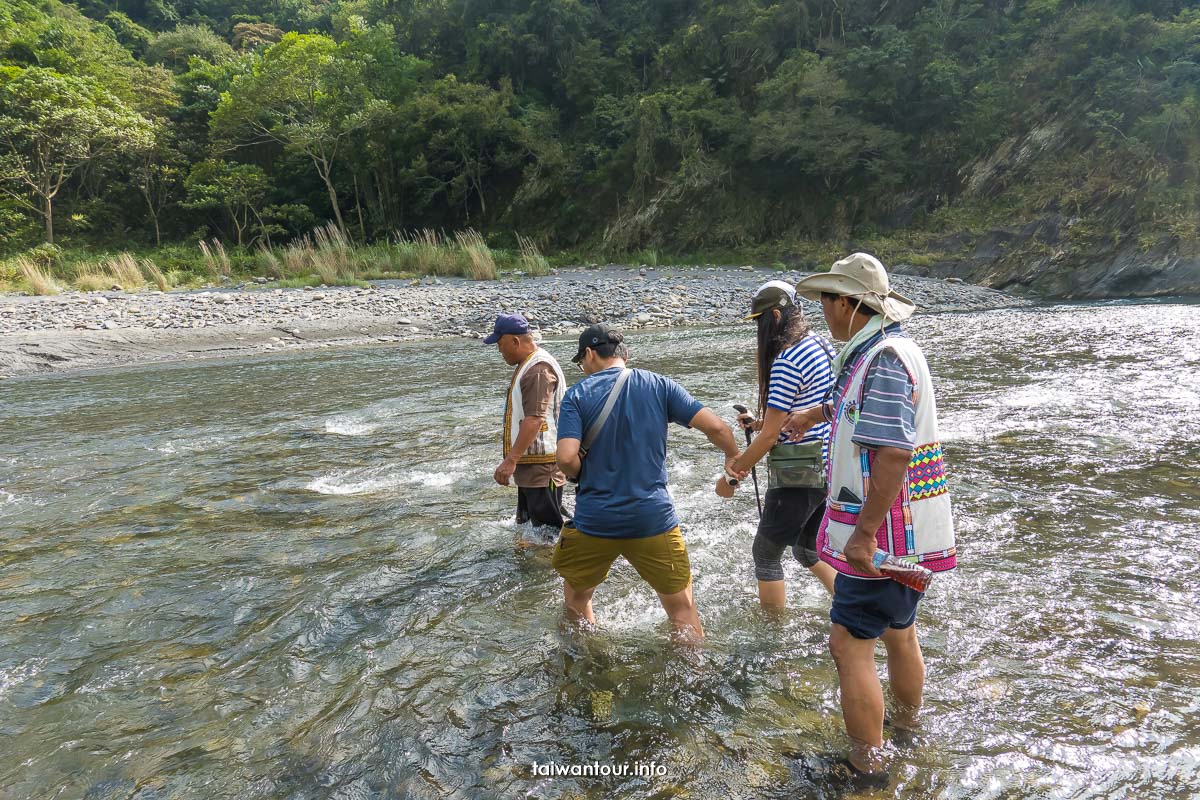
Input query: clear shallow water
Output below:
<box><xmin>1</xmin><ymin>303</ymin><xmax>1198</xmax><ymax>799</ymax></box>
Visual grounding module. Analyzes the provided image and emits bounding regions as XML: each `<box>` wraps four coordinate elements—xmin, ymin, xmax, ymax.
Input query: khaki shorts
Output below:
<box><xmin>552</xmin><ymin>525</ymin><xmax>692</xmax><ymax>595</ymax></box>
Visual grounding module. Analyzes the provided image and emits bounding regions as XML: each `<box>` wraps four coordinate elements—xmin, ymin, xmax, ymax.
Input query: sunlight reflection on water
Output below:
<box><xmin>0</xmin><ymin>301</ymin><xmax>1198</xmax><ymax>798</ymax></box>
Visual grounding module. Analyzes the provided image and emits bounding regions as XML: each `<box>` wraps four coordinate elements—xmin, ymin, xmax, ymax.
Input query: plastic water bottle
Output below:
<box><xmin>873</xmin><ymin>549</ymin><xmax>933</xmax><ymax>592</ymax></box>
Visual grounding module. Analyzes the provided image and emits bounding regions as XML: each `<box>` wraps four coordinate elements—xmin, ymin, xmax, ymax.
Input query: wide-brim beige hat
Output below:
<box><xmin>793</xmin><ymin>252</ymin><xmax>916</xmax><ymax>322</ymax></box>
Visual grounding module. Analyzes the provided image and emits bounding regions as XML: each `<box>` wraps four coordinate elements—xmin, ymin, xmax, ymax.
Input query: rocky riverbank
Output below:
<box><xmin>0</xmin><ymin>266</ymin><xmax>1029</xmax><ymax>377</ymax></box>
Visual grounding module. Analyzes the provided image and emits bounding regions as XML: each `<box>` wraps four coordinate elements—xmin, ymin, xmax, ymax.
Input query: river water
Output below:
<box><xmin>1</xmin><ymin>302</ymin><xmax>1198</xmax><ymax>799</ymax></box>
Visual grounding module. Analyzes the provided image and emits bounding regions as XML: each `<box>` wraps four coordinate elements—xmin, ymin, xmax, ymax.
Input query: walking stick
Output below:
<box><xmin>732</xmin><ymin>404</ymin><xmax>762</xmax><ymax>518</ymax></box>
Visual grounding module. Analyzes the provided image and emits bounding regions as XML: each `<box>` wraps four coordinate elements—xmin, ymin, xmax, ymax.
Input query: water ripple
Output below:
<box><xmin>0</xmin><ymin>302</ymin><xmax>1197</xmax><ymax>798</ymax></box>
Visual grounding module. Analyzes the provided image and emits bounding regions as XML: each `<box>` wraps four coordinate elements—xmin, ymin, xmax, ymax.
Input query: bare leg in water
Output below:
<box><xmin>829</xmin><ymin>623</ymin><xmax>888</xmax><ymax>773</ymax></box>
<box><xmin>562</xmin><ymin>583</ymin><xmax>596</xmax><ymax>627</ymax></box>
<box><xmin>757</xmin><ymin>561</ymin><xmax>837</xmax><ymax>607</ymax></box>
<box><xmin>882</xmin><ymin>623</ymin><xmax>925</xmax><ymax>730</ymax></box>
<box><xmin>657</xmin><ymin>583</ymin><xmax>704</xmax><ymax>641</ymax></box>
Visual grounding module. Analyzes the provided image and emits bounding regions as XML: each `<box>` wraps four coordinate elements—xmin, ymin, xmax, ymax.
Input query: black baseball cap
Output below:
<box><xmin>572</xmin><ymin>323</ymin><xmax>624</xmax><ymax>363</ymax></box>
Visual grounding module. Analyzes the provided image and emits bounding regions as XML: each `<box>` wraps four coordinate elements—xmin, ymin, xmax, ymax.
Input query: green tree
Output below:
<box><xmin>183</xmin><ymin>158</ymin><xmax>270</xmax><ymax>245</ymax></box>
<box><xmin>395</xmin><ymin>75</ymin><xmax>540</xmax><ymax>220</ymax></box>
<box><xmin>0</xmin><ymin>66</ymin><xmax>153</xmax><ymax>243</ymax></box>
<box><xmin>103</xmin><ymin>11</ymin><xmax>153</xmax><ymax>57</ymax></box>
<box><xmin>145</xmin><ymin>23</ymin><xmax>234</xmax><ymax>72</ymax></box>
<box><xmin>132</xmin><ymin>121</ymin><xmax>185</xmax><ymax>245</ymax></box>
<box><xmin>213</xmin><ymin>32</ymin><xmax>384</xmax><ymax>235</ymax></box>
<box><xmin>751</xmin><ymin>53</ymin><xmax>905</xmax><ymax>193</ymax></box>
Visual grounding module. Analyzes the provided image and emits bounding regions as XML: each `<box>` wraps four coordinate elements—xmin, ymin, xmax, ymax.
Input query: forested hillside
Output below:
<box><xmin>2</xmin><ymin>0</ymin><xmax>1199</xmax><ymax>295</ymax></box>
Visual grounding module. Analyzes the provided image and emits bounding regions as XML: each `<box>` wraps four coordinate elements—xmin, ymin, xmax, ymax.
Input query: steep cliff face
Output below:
<box><xmin>895</xmin><ymin>218</ymin><xmax>1200</xmax><ymax>298</ymax></box>
<box><xmin>890</xmin><ymin>121</ymin><xmax>1200</xmax><ymax>299</ymax></box>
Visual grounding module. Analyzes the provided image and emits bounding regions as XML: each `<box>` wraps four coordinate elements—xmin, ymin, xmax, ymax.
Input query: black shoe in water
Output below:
<box><xmin>786</xmin><ymin>751</ymin><xmax>891</xmax><ymax>794</ymax></box>
<box><xmin>829</xmin><ymin>757</ymin><xmax>891</xmax><ymax>791</ymax></box>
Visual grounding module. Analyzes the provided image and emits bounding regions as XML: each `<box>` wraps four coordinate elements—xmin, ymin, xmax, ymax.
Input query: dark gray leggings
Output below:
<box><xmin>752</xmin><ymin>487</ymin><xmax>824</xmax><ymax>581</ymax></box>
<box><xmin>753</xmin><ymin>532</ymin><xmax>819</xmax><ymax>581</ymax></box>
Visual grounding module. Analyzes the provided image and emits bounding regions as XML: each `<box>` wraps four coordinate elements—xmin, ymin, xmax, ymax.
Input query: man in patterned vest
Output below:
<box><xmin>486</xmin><ymin>313</ymin><xmax>567</xmax><ymax>537</ymax></box>
<box><xmin>784</xmin><ymin>253</ymin><xmax>956</xmax><ymax>784</ymax></box>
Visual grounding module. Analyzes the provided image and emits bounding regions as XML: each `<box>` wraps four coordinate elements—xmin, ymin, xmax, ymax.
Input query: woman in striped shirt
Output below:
<box><xmin>718</xmin><ymin>280</ymin><xmax>837</xmax><ymax>607</ymax></box>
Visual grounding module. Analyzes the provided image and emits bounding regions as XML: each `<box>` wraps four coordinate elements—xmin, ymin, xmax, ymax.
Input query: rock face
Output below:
<box><xmin>0</xmin><ymin>266</ymin><xmax>1028</xmax><ymax>377</ymax></box>
<box><xmin>888</xmin><ymin>119</ymin><xmax>1200</xmax><ymax>299</ymax></box>
<box><xmin>892</xmin><ymin>216</ymin><xmax>1200</xmax><ymax>299</ymax></box>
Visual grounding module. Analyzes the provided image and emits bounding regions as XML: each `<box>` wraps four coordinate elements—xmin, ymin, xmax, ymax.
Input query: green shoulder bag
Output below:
<box><xmin>767</xmin><ymin>441</ymin><xmax>825</xmax><ymax>489</ymax></box>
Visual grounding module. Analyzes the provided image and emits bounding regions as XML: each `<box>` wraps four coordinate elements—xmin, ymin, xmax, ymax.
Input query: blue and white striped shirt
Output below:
<box><xmin>767</xmin><ymin>334</ymin><xmax>835</xmax><ymax>446</ymax></box>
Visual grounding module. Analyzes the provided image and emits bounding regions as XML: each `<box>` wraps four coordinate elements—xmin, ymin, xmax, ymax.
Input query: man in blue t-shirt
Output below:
<box><xmin>552</xmin><ymin>324</ymin><xmax>741</xmax><ymax>641</ymax></box>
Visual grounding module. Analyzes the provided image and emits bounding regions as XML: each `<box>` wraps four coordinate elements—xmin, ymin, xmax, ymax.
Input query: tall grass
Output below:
<box><xmin>107</xmin><ymin>253</ymin><xmax>144</xmax><ymax>288</ymax></box>
<box><xmin>395</xmin><ymin>228</ymin><xmax>458</xmax><ymax>275</ymax></box>
<box><xmin>4</xmin><ymin>227</ymin><xmax>544</xmax><ymax>296</ymax></box>
<box><xmin>517</xmin><ymin>234</ymin><xmax>551</xmax><ymax>276</ymax></box>
<box><xmin>68</xmin><ymin>253</ymin><xmax>171</xmax><ymax>292</ymax></box>
<box><xmin>199</xmin><ymin>239</ymin><xmax>231</xmax><ymax>277</ymax></box>
<box><xmin>455</xmin><ymin>229</ymin><xmax>498</xmax><ymax>280</ymax></box>
<box><xmin>18</xmin><ymin>258</ymin><xmax>61</xmax><ymax>295</ymax></box>
<box><xmin>142</xmin><ymin>260</ymin><xmax>170</xmax><ymax>292</ymax></box>
<box><xmin>267</xmin><ymin>223</ymin><xmax>365</xmax><ymax>286</ymax></box>
<box><xmin>256</xmin><ymin>245</ymin><xmax>284</xmax><ymax>279</ymax></box>
<box><xmin>311</xmin><ymin>223</ymin><xmax>355</xmax><ymax>285</ymax></box>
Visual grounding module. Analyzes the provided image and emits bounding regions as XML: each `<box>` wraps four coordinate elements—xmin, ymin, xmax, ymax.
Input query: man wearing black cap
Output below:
<box><xmin>551</xmin><ymin>324</ymin><xmax>742</xmax><ymax>641</ymax></box>
<box><xmin>485</xmin><ymin>313</ymin><xmax>567</xmax><ymax>536</ymax></box>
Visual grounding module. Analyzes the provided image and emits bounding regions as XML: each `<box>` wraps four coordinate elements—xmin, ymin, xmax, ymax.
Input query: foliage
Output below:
<box><xmin>183</xmin><ymin>158</ymin><xmax>270</xmax><ymax>245</ymax></box>
<box><xmin>0</xmin><ymin>66</ymin><xmax>153</xmax><ymax>244</ymax></box>
<box><xmin>145</xmin><ymin>23</ymin><xmax>234</xmax><ymax>71</ymax></box>
<box><xmin>1</xmin><ymin>0</ymin><xmax>1199</xmax><ymax>264</ymax></box>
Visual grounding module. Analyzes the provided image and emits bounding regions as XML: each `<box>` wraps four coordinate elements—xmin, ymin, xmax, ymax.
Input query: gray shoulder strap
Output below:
<box><xmin>581</xmin><ymin>368</ymin><xmax>631</xmax><ymax>452</ymax></box>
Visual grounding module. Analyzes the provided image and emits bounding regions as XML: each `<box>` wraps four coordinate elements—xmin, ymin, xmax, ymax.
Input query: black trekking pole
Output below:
<box><xmin>732</xmin><ymin>404</ymin><xmax>762</xmax><ymax>518</ymax></box>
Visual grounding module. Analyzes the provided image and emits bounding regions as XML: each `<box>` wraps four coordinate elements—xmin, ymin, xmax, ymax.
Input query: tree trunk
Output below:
<box><xmin>315</xmin><ymin>157</ymin><xmax>347</xmax><ymax>235</ymax></box>
<box><xmin>353</xmin><ymin>172</ymin><xmax>366</xmax><ymax>242</ymax></box>
<box><xmin>325</xmin><ymin>177</ymin><xmax>347</xmax><ymax>235</ymax></box>
<box><xmin>43</xmin><ymin>195</ymin><xmax>54</xmax><ymax>245</ymax></box>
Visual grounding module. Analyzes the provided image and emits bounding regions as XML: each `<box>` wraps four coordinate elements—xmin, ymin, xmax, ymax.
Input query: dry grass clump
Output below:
<box><xmin>455</xmin><ymin>229</ymin><xmax>497</xmax><ymax>280</ymax></box>
<box><xmin>199</xmin><ymin>238</ymin><xmax>231</xmax><ymax>277</ymax></box>
<box><xmin>517</xmin><ymin>233</ymin><xmax>550</xmax><ymax>276</ymax></box>
<box><xmin>70</xmin><ymin>253</ymin><xmax>171</xmax><ymax>292</ymax></box>
<box><xmin>74</xmin><ymin>268</ymin><xmax>112</xmax><ymax>292</ymax></box>
<box><xmin>257</xmin><ymin>245</ymin><xmax>284</xmax><ymax>279</ymax></box>
<box><xmin>106</xmin><ymin>253</ymin><xmax>145</xmax><ymax>288</ymax></box>
<box><xmin>18</xmin><ymin>258</ymin><xmax>61</xmax><ymax>295</ymax></box>
<box><xmin>393</xmin><ymin>229</ymin><xmax>459</xmax><ymax>275</ymax></box>
<box><xmin>58</xmin><ymin>253</ymin><xmax>176</xmax><ymax>293</ymax></box>
<box><xmin>142</xmin><ymin>260</ymin><xmax>170</xmax><ymax>292</ymax></box>
<box><xmin>267</xmin><ymin>223</ymin><xmax>362</xmax><ymax>285</ymax></box>
<box><xmin>311</xmin><ymin>223</ymin><xmax>355</xmax><ymax>285</ymax></box>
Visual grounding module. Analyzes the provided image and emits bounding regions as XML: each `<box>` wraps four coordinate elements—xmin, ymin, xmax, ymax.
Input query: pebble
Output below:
<box><xmin>0</xmin><ymin>269</ymin><xmax>1027</xmax><ymax>358</ymax></box>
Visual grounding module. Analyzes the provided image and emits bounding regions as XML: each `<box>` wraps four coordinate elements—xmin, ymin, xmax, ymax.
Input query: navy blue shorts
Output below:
<box><xmin>830</xmin><ymin>573</ymin><xmax>923</xmax><ymax>640</ymax></box>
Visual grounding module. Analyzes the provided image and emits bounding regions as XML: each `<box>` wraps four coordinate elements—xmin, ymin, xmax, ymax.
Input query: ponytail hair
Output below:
<box><xmin>755</xmin><ymin>304</ymin><xmax>810</xmax><ymax>416</ymax></box>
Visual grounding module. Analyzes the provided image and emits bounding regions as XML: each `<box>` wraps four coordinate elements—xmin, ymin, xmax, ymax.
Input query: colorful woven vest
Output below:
<box><xmin>818</xmin><ymin>335</ymin><xmax>957</xmax><ymax>578</ymax></box>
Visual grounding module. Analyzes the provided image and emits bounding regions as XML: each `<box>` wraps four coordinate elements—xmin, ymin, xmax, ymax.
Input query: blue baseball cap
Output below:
<box><xmin>483</xmin><ymin>313</ymin><xmax>530</xmax><ymax>344</ymax></box>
